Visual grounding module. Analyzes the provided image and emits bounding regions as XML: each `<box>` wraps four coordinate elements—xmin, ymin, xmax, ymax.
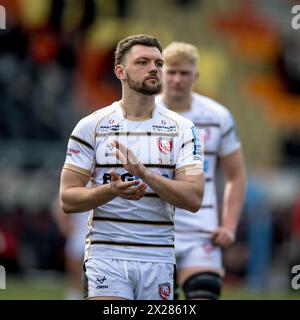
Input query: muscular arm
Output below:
<box><xmin>60</xmin><ymin>169</ymin><xmax>147</xmax><ymax>213</ymax></box>
<box><xmin>60</xmin><ymin>169</ymin><xmax>115</xmax><ymax>213</ymax></box>
<box><xmin>211</xmin><ymin>149</ymin><xmax>246</xmax><ymax>246</ymax></box>
<box><xmin>142</xmin><ymin>170</ymin><xmax>204</xmax><ymax>212</ymax></box>
<box><xmin>220</xmin><ymin>148</ymin><xmax>246</xmax><ymax>233</ymax></box>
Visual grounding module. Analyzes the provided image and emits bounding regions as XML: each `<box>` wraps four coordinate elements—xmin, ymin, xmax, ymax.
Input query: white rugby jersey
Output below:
<box><xmin>156</xmin><ymin>93</ymin><xmax>241</xmax><ymax>234</ymax></box>
<box><xmin>63</xmin><ymin>101</ymin><xmax>203</xmax><ymax>264</ymax></box>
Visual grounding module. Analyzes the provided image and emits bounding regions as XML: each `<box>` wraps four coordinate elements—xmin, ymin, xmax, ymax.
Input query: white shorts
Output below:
<box><xmin>175</xmin><ymin>233</ymin><xmax>223</xmax><ymax>271</ymax></box>
<box><xmin>83</xmin><ymin>258</ymin><xmax>175</xmax><ymax>300</ymax></box>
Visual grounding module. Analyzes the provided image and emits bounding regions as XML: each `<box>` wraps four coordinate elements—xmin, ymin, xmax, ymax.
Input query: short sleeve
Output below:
<box><xmin>175</xmin><ymin>120</ymin><xmax>204</xmax><ymax>176</ymax></box>
<box><xmin>63</xmin><ymin>117</ymin><xmax>95</xmax><ymax>177</ymax></box>
<box><xmin>218</xmin><ymin>110</ymin><xmax>241</xmax><ymax>157</ymax></box>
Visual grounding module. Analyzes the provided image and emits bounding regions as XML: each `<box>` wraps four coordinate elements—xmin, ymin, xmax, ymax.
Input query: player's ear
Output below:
<box><xmin>115</xmin><ymin>65</ymin><xmax>126</xmax><ymax>80</ymax></box>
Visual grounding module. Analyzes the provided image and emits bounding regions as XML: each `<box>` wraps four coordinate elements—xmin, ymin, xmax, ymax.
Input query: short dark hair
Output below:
<box><xmin>114</xmin><ymin>34</ymin><xmax>162</xmax><ymax>66</ymax></box>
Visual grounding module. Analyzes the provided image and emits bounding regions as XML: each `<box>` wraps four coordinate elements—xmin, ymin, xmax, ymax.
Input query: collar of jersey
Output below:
<box><xmin>116</xmin><ymin>101</ymin><xmax>158</xmax><ymax>121</ymax></box>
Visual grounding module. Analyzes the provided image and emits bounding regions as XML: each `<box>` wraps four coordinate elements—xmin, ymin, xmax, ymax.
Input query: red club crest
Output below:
<box><xmin>159</xmin><ymin>282</ymin><xmax>171</xmax><ymax>300</ymax></box>
<box><xmin>157</xmin><ymin>138</ymin><xmax>173</xmax><ymax>154</ymax></box>
<box><xmin>202</xmin><ymin>241</ymin><xmax>214</xmax><ymax>254</ymax></box>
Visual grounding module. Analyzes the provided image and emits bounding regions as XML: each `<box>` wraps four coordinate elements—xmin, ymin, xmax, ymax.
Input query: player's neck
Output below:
<box><xmin>162</xmin><ymin>94</ymin><xmax>192</xmax><ymax>113</ymax></box>
<box><xmin>120</xmin><ymin>93</ymin><xmax>155</xmax><ymax>120</ymax></box>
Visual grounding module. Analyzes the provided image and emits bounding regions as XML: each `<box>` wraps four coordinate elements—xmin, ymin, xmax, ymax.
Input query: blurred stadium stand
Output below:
<box><xmin>0</xmin><ymin>0</ymin><xmax>299</xmax><ymax>298</ymax></box>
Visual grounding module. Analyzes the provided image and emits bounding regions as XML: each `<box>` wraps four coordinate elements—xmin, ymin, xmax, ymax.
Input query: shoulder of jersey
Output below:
<box><xmin>77</xmin><ymin>103</ymin><xmax>117</xmax><ymax>127</ymax></box>
<box><xmin>192</xmin><ymin>93</ymin><xmax>231</xmax><ymax>118</ymax></box>
<box><xmin>156</xmin><ymin>103</ymin><xmax>194</xmax><ymax>129</ymax></box>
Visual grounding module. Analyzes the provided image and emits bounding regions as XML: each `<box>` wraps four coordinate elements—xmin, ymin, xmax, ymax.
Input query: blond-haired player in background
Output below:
<box><xmin>156</xmin><ymin>42</ymin><xmax>246</xmax><ymax>299</ymax></box>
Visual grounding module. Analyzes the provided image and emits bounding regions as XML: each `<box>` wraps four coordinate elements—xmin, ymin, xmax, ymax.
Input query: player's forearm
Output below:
<box><xmin>60</xmin><ymin>184</ymin><xmax>116</xmax><ymax>213</ymax></box>
<box><xmin>222</xmin><ymin>174</ymin><xmax>246</xmax><ymax>232</ymax></box>
<box><xmin>142</xmin><ymin>170</ymin><xmax>204</xmax><ymax>212</ymax></box>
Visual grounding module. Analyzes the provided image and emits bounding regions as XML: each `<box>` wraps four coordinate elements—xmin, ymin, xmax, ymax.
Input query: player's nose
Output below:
<box><xmin>148</xmin><ymin>61</ymin><xmax>159</xmax><ymax>73</ymax></box>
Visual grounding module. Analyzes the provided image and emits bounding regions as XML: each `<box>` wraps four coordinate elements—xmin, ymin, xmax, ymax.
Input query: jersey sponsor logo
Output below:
<box><xmin>100</xmin><ymin>124</ymin><xmax>123</xmax><ymax>131</ymax></box>
<box><xmin>67</xmin><ymin>148</ymin><xmax>80</xmax><ymax>156</ymax></box>
<box><xmin>96</xmin><ymin>276</ymin><xmax>108</xmax><ymax>289</ymax></box>
<box><xmin>159</xmin><ymin>282</ymin><xmax>171</xmax><ymax>300</ymax></box>
<box><xmin>105</xmin><ymin>143</ymin><xmax>115</xmax><ymax>157</ymax></box>
<box><xmin>152</xmin><ymin>124</ymin><xmax>176</xmax><ymax>132</ymax></box>
<box><xmin>102</xmin><ymin>172</ymin><xmax>169</xmax><ymax>184</ymax></box>
<box><xmin>157</xmin><ymin>138</ymin><xmax>173</xmax><ymax>154</ymax></box>
<box><xmin>68</xmin><ymin>148</ymin><xmax>80</xmax><ymax>154</ymax></box>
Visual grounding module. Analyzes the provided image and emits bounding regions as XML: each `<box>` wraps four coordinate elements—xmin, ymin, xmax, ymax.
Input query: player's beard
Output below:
<box><xmin>126</xmin><ymin>73</ymin><xmax>162</xmax><ymax>96</ymax></box>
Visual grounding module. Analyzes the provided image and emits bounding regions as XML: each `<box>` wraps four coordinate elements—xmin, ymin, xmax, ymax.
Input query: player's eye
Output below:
<box><xmin>156</xmin><ymin>61</ymin><xmax>163</xmax><ymax>68</ymax></box>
